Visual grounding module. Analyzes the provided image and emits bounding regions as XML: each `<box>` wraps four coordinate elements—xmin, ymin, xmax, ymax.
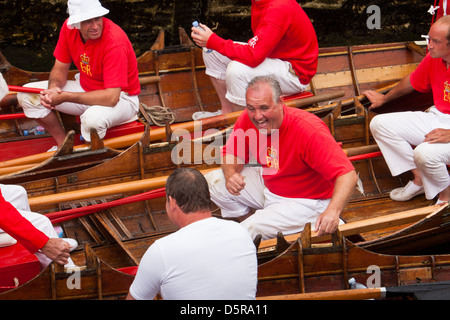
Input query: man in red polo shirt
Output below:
<box><xmin>18</xmin><ymin>0</ymin><xmax>140</xmax><ymax>149</ymax></box>
<box><xmin>190</xmin><ymin>0</ymin><xmax>318</xmax><ymax>116</ymax></box>
<box><xmin>365</xmin><ymin>16</ymin><xmax>450</xmax><ymax>205</ymax></box>
<box><xmin>206</xmin><ymin>76</ymin><xmax>357</xmax><ymax>240</ymax></box>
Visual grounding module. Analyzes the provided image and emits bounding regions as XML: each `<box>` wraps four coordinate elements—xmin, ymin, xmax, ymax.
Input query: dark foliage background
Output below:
<box><xmin>0</xmin><ymin>0</ymin><xmax>432</xmax><ymax>71</ymax></box>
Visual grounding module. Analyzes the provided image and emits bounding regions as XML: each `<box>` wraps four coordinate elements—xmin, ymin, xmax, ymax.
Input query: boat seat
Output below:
<box><xmin>0</xmin><ymin>243</ymin><xmax>40</xmax><ymax>293</ymax></box>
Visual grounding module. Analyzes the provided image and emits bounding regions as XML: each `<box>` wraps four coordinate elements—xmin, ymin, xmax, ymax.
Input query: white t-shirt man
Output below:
<box><xmin>129</xmin><ymin>217</ymin><xmax>257</xmax><ymax>300</ymax></box>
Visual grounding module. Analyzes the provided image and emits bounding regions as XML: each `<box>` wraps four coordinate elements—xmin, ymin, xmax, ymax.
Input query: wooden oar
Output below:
<box><xmin>0</xmin><ymin>142</ymin><xmax>380</xmax><ymax>180</ymax></box>
<box><xmin>28</xmin><ymin>168</ymin><xmax>216</xmax><ymax>209</ymax></box>
<box><xmin>0</xmin><ymin>111</ymin><xmax>241</xmax><ymax>170</ymax></box>
<box><xmin>46</xmin><ymin>187</ymin><xmax>166</xmax><ymax>223</ymax></box>
<box><xmin>0</xmin><ymin>164</ymin><xmax>35</xmax><ymax>176</ymax></box>
<box><xmin>7</xmin><ymin>76</ymin><xmax>161</xmax><ymax>94</ymax></box>
<box><xmin>258</xmin><ymin>288</ymin><xmax>385</xmax><ymax>300</ymax></box>
<box><xmin>258</xmin><ymin>204</ymin><xmax>446</xmax><ymax>250</ymax></box>
<box><xmin>258</xmin><ymin>280</ymin><xmax>450</xmax><ymax>300</ymax></box>
<box><xmin>7</xmin><ymin>85</ymin><xmax>43</xmax><ymax>94</ymax></box>
<box><xmin>0</xmin><ymin>90</ymin><xmax>345</xmax><ymax>172</ymax></box>
<box><xmin>0</xmin><ymin>113</ymin><xmax>26</xmax><ymax>120</ymax></box>
<box><xmin>284</xmin><ymin>90</ymin><xmax>344</xmax><ymax>109</ymax></box>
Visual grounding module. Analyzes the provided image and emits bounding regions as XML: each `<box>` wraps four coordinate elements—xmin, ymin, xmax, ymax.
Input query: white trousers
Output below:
<box><xmin>0</xmin><ymin>73</ymin><xmax>7</xmax><ymax>101</ymax></box>
<box><xmin>202</xmin><ymin>49</ymin><xmax>308</xmax><ymax>106</ymax></box>
<box><xmin>205</xmin><ymin>167</ymin><xmax>331</xmax><ymax>240</ymax></box>
<box><xmin>0</xmin><ymin>184</ymin><xmax>70</xmax><ymax>269</ymax></box>
<box><xmin>17</xmin><ymin>74</ymin><xmax>139</xmax><ymax>142</ymax></box>
<box><xmin>370</xmin><ymin>107</ymin><xmax>450</xmax><ymax>199</ymax></box>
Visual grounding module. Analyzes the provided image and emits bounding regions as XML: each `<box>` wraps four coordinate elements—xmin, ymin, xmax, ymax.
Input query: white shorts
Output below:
<box><xmin>17</xmin><ymin>74</ymin><xmax>139</xmax><ymax>141</ymax></box>
<box><xmin>202</xmin><ymin>49</ymin><xmax>308</xmax><ymax>106</ymax></box>
<box><xmin>205</xmin><ymin>167</ymin><xmax>332</xmax><ymax>240</ymax></box>
<box><xmin>0</xmin><ymin>184</ymin><xmax>63</xmax><ymax>268</ymax></box>
<box><xmin>370</xmin><ymin>106</ymin><xmax>450</xmax><ymax>199</ymax></box>
<box><xmin>0</xmin><ymin>184</ymin><xmax>30</xmax><ymax>211</ymax></box>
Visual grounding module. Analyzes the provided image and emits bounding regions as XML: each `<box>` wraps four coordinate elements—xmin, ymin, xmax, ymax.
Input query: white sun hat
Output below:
<box><xmin>67</xmin><ymin>0</ymin><xmax>109</xmax><ymax>26</ymax></box>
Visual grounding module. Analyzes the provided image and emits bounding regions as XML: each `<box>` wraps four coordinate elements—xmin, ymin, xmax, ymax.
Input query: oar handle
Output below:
<box><xmin>8</xmin><ymin>85</ymin><xmax>43</xmax><ymax>94</ymax></box>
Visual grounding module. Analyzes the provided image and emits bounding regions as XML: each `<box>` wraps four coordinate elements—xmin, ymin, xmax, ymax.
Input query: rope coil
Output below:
<box><xmin>138</xmin><ymin>103</ymin><xmax>175</xmax><ymax>126</ymax></box>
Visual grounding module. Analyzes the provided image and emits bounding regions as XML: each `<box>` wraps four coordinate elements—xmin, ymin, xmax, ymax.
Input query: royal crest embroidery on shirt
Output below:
<box><xmin>80</xmin><ymin>53</ymin><xmax>92</xmax><ymax>76</ymax></box>
<box><xmin>444</xmin><ymin>81</ymin><xmax>450</xmax><ymax>102</ymax></box>
<box><xmin>266</xmin><ymin>146</ymin><xmax>279</xmax><ymax>169</ymax></box>
<box><xmin>248</xmin><ymin>36</ymin><xmax>259</xmax><ymax>48</ymax></box>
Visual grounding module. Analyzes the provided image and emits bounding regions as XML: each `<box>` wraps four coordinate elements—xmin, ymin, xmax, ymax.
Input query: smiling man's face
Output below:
<box><xmin>245</xmin><ymin>82</ymin><xmax>284</xmax><ymax>135</ymax></box>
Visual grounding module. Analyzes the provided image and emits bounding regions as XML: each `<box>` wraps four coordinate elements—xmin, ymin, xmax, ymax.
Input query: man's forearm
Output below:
<box><xmin>47</xmin><ymin>61</ymin><xmax>71</xmax><ymax>89</ymax></box>
<box><xmin>327</xmin><ymin>170</ymin><xmax>358</xmax><ymax>216</ymax></box>
<box><xmin>60</xmin><ymin>87</ymin><xmax>121</xmax><ymax>107</ymax></box>
<box><xmin>221</xmin><ymin>154</ymin><xmax>244</xmax><ymax>181</ymax></box>
<box><xmin>382</xmin><ymin>75</ymin><xmax>415</xmax><ymax>104</ymax></box>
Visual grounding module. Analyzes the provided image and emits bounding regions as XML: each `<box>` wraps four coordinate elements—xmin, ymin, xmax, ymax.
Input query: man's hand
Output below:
<box><xmin>40</xmin><ymin>87</ymin><xmax>63</xmax><ymax>109</ymax></box>
<box><xmin>363</xmin><ymin>90</ymin><xmax>386</xmax><ymax>110</ymax></box>
<box><xmin>191</xmin><ymin>23</ymin><xmax>213</xmax><ymax>49</ymax></box>
<box><xmin>424</xmin><ymin>128</ymin><xmax>450</xmax><ymax>144</ymax></box>
<box><xmin>314</xmin><ymin>170</ymin><xmax>358</xmax><ymax>237</ymax></box>
<box><xmin>314</xmin><ymin>208</ymin><xmax>340</xmax><ymax>237</ymax></box>
<box><xmin>225</xmin><ymin>172</ymin><xmax>246</xmax><ymax>196</ymax></box>
<box><xmin>40</xmin><ymin>238</ymin><xmax>71</xmax><ymax>265</ymax></box>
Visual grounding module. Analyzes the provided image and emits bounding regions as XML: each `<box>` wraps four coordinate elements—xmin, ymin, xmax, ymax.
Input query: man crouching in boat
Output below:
<box><xmin>0</xmin><ymin>75</ymin><xmax>77</xmax><ymax>270</ymax></box>
<box><xmin>127</xmin><ymin>168</ymin><xmax>257</xmax><ymax>300</ymax></box>
<box><xmin>205</xmin><ymin>76</ymin><xmax>358</xmax><ymax>241</ymax></box>
<box><xmin>364</xmin><ymin>16</ymin><xmax>450</xmax><ymax>206</ymax></box>
<box><xmin>0</xmin><ymin>184</ymin><xmax>77</xmax><ymax>270</ymax></box>
<box><xmin>190</xmin><ymin>0</ymin><xmax>318</xmax><ymax>117</ymax></box>
<box><xmin>17</xmin><ymin>0</ymin><xmax>140</xmax><ymax>150</ymax></box>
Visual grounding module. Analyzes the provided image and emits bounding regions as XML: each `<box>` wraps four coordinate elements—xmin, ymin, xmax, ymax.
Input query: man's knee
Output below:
<box><xmin>369</xmin><ymin>115</ymin><xmax>384</xmax><ymax>137</ymax></box>
<box><xmin>225</xmin><ymin>61</ymin><xmax>248</xmax><ymax>83</ymax></box>
<box><xmin>414</xmin><ymin>143</ymin><xmax>440</xmax><ymax>168</ymax></box>
<box><xmin>205</xmin><ymin>169</ymin><xmax>226</xmax><ymax>198</ymax></box>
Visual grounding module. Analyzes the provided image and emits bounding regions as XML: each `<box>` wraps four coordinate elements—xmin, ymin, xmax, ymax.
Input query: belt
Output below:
<box><xmin>288</xmin><ymin>64</ymin><xmax>298</xmax><ymax>78</ymax></box>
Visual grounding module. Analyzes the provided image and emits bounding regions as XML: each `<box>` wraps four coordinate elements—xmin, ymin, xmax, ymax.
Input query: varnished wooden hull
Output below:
<box><xmin>0</xmin><ymin>245</ymin><xmax>135</xmax><ymax>300</ymax></box>
<box><xmin>257</xmin><ymin>224</ymin><xmax>450</xmax><ymax>300</ymax></box>
<box><xmin>4</xmin><ymin>221</ymin><xmax>450</xmax><ymax>300</ymax></box>
<box><xmin>1</xmin><ymin>34</ymin><xmax>445</xmax><ymax>299</ymax></box>
<box><xmin>0</xmin><ymin>34</ymin><xmax>428</xmax><ymax>161</ymax></box>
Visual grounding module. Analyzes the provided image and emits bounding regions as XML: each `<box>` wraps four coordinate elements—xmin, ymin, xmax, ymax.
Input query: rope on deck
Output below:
<box><xmin>138</xmin><ymin>103</ymin><xmax>175</xmax><ymax>126</ymax></box>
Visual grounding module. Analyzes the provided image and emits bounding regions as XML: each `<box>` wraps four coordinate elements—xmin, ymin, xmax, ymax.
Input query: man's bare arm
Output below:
<box><xmin>363</xmin><ymin>75</ymin><xmax>415</xmax><ymax>110</ymax></box>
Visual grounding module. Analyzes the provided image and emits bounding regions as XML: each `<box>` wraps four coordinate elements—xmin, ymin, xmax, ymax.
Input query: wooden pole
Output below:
<box><xmin>0</xmin><ymin>90</ymin><xmax>345</xmax><ymax>172</ymax></box>
<box><xmin>258</xmin><ymin>204</ymin><xmax>446</xmax><ymax>250</ymax></box>
<box><xmin>0</xmin><ymin>111</ymin><xmax>241</xmax><ymax>170</ymax></box>
<box><xmin>28</xmin><ymin>168</ymin><xmax>216</xmax><ymax>209</ymax></box>
<box><xmin>257</xmin><ymin>288</ymin><xmax>385</xmax><ymax>300</ymax></box>
<box><xmin>7</xmin><ymin>85</ymin><xmax>42</xmax><ymax>94</ymax></box>
<box><xmin>284</xmin><ymin>91</ymin><xmax>345</xmax><ymax>108</ymax></box>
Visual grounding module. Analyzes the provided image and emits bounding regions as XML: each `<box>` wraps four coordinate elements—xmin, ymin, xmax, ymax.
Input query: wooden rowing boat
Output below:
<box><xmin>257</xmin><ymin>204</ymin><xmax>450</xmax><ymax>264</ymax></box>
<box><xmin>0</xmin><ymin>132</ymin><xmax>445</xmax><ymax>300</ymax></box>
<box><xmin>0</xmin><ymin>29</ymin><xmax>427</xmax><ymax>162</ymax></box>
<box><xmin>0</xmin><ymin>75</ymin><xmax>442</xmax><ymax>299</ymax></box>
<box><xmin>257</xmin><ymin>224</ymin><xmax>450</xmax><ymax>300</ymax></box>
<box><xmin>3</xmin><ymin>217</ymin><xmax>450</xmax><ymax>300</ymax></box>
<box><xmin>0</xmin><ymin>31</ymin><xmax>442</xmax><ymax>299</ymax></box>
<box><xmin>0</xmin><ymin>120</ymin><xmax>446</xmax><ymax>298</ymax></box>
